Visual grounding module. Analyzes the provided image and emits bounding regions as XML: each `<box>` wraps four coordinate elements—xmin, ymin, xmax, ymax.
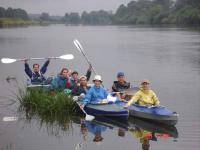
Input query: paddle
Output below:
<box><xmin>111</xmin><ymin>86</ymin><xmax>140</xmax><ymax>95</ymax></box>
<box><xmin>1</xmin><ymin>54</ymin><xmax>74</xmax><ymax>64</ymax></box>
<box><xmin>73</xmin><ymin>96</ymin><xmax>95</xmax><ymax>121</ymax></box>
<box><xmin>73</xmin><ymin>39</ymin><xmax>97</xmax><ymax>75</ymax></box>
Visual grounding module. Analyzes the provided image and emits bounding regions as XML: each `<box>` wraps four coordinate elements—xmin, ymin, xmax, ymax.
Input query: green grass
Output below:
<box><xmin>0</xmin><ymin>18</ymin><xmax>47</xmax><ymax>27</ymax></box>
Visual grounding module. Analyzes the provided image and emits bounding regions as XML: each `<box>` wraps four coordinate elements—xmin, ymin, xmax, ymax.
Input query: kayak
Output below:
<box><xmin>118</xmin><ymin>102</ymin><xmax>178</xmax><ymax>125</ymax></box>
<box><xmin>77</xmin><ymin>101</ymin><xmax>129</xmax><ymax>120</ymax></box>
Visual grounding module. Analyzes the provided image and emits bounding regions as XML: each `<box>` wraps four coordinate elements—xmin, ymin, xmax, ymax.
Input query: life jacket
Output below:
<box><xmin>31</xmin><ymin>71</ymin><xmax>46</xmax><ymax>84</ymax></box>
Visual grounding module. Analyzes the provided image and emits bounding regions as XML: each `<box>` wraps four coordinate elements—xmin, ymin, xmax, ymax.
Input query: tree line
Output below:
<box><xmin>0</xmin><ymin>7</ymin><xmax>29</xmax><ymax>20</ymax></box>
<box><xmin>1</xmin><ymin>0</ymin><xmax>200</xmax><ymax>25</ymax></box>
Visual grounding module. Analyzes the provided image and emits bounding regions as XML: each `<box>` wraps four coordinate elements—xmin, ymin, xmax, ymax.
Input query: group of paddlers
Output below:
<box><xmin>24</xmin><ymin>59</ymin><xmax>160</xmax><ymax>109</ymax></box>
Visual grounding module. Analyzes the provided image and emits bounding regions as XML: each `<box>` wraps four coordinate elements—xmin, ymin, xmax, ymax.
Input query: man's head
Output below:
<box><xmin>79</xmin><ymin>76</ymin><xmax>87</xmax><ymax>86</ymax></box>
<box><xmin>72</xmin><ymin>71</ymin><xmax>79</xmax><ymax>80</ymax></box>
<box><xmin>33</xmin><ymin>64</ymin><xmax>40</xmax><ymax>72</ymax></box>
<box><xmin>93</xmin><ymin>133</ymin><xmax>103</xmax><ymax>142</ymax></box>
<box><xmin>117</xmin><ymin>72</ymin><xmax>125</xmax><ymax>84</ymax></box>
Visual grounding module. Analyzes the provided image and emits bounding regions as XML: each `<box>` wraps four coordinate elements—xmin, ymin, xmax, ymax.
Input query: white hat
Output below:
<box><xmin>93</xmin><ymin>75</ymin><xmax>102</xmax><ymax>82</ymax></box>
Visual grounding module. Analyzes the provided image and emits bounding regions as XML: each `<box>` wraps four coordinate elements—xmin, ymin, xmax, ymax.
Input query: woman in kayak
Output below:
<box><xmin>51</xmin><ymin>68</ymin><xmax>71</xmax><ymax>90</ymax></box>
<box><xmin>125</xmin><ymin>80</ymin><xmax>160</xmax><ymax>107</ymax></box>
<box><xmin>80</xmin><ymin>75</ymin><xmax>108</xmax><ymax>109</ymax></box>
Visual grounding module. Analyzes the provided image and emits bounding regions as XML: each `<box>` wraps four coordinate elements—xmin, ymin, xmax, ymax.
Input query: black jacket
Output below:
<box><xmin>112</xmin><ymin>81</ymin><xmax>130</xmax><ymax>92</ymax></box>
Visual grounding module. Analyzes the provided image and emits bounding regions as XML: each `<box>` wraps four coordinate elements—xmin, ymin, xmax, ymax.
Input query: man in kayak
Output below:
<box><xmin>80</xmin><ymin>75</ymin><xmax>108</xmax><ymax>109</ymax></box>
<box><xmin>24</xmin><ymin>59</ymin><xmax>50</xmax><ymax>84</ymax></box>
<box><xmin>112</xmin><ymin>72</ymin><xmax>130</xmax><ymax>100</ymax></box>
<box><xmin>125</xmin><ymin>80</ymin><xmax>160</xmax><ymax>107</ymax></box>
<box><xmin>51</xmin><ymin>68</ymin><xmax>71</xmax><ymax>91</ymax></box>
<box><xmin>71</xmin><ymin>75</ymin><xmax>91</xmax><ymax>96</ymax></box>
<box><xmin>70</xmin><ymin>65</ymin><xmax>92</xmax><ymax>89</ymax></box>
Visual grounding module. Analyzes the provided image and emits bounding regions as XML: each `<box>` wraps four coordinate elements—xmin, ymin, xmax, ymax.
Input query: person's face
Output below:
<box><xmin>141</xmin><ymin>82</ymin><xmax>150</xmax><ymax>90</ymax></box>
<box><xmin>62</xmin><ymin>70</ymin><xmax>68</xmax><ymax>78</ymax></box>
<box><xmin>80</xmin><ymin>78</ymin><xmax>87</xmax><ymax>86</ymax></box>
<box><xmin>94</xmin><ymin>80</ymin><xmax>101</xmax><ymax>87</ymax></box>
<box><xmin>118</xmin><ymin>76</ymin><xmax>125</xmax><ymax>84</ymax></box>
<box><xmin>33</xmin><ymin>64</ymin><xmax>39</xmax><ymax>72</ymax></box>
<box><xmin>72</xmin><ymin>73</ymin><xmax>78</xmax><ymax>80</ymax></box>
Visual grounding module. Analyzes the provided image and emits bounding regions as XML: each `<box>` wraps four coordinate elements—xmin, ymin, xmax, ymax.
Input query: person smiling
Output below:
<box><xmin>125</xmin><ymin>79</ymin><xmax>160</xmax><ymax>107</ymax></box>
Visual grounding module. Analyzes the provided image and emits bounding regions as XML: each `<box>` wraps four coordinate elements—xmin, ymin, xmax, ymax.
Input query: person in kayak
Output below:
<box><xmin>51</xmin><ymin>68</ymin><xmax>71</xmax><ymax>90</ymax></box>
<box><xmin>80</xmin><ymin>75</ymin><xmax>108</xmax><ymax>109</ymax></box>
<box><xmin>24</xmin><ymin>59</ymin><xmax>50</xmax><ymax>84</ymax></box>
<box><xmin>71</xmin><ymin>75</ymin><xmax>91</xmax><ymax>96</ymax></box>
<box><xmin>125</xmin><ymin>80</ymin><xmax>160</xmax><ymax>107</ymax></box>
<box><xmin>112</xmin><ymin>72</ymin><xmax>130</xmax><ymax>100</ymax></box>
<box><xmin>70</xmin><ymin>65</ymin><xmax>92</xmax><ymax>89</ymax></box>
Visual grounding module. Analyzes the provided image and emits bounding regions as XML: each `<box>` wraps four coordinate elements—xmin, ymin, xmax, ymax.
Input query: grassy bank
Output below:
<box><xmin>0</xmin><ymin>18</ymin><xmax>50</xmax><ymax>28</ymax></box>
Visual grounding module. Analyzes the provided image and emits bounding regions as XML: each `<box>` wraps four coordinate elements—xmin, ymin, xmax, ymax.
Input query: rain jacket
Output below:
<box><xmin>25</xmin><ymin>60</ymin><xmax>50</xmax><ymax>84</ymax></box>
<box><xmin>51</xmin><ymin>75</ymin><xmax>71</xmax><ymax>90</ymax></box>
<box><xmin>128</xmin><ymin>88</ymin><xmax>160</xmax><ymax>106</ymax></box>
<box><xmin>83</xmin><ymin>86</ymin><xmax>108</xmax><ymax>105</ymax></box>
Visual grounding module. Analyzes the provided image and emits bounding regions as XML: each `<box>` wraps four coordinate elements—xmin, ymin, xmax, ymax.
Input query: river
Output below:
<box><xmin>0</xmin><ymin>25</ymin><xmax>200</xmax><ymax>150</ymax></box>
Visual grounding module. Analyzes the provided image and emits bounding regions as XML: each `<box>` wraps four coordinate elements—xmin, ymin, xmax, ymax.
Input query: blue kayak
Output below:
<box><xmin>78</xmin><ymin>101</ymin><xmax>129</xmax><ymax>120</ymax></box>
<box><xmin>118</xmin><ymin>102</ymin><xmax>178</xmax><ymax>125</ymax></box>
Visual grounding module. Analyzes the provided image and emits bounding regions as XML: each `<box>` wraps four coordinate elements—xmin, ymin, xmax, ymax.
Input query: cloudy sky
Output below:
<box><xmin>0</xmin><ymin>0</ymin><xmax>132</xmax><ymax>15</ymax></box>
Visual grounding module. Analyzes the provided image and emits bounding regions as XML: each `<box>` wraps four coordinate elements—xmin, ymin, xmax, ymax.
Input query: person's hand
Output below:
<box><xmin>80</xmin><ymin>104</ymin><xmax>85</xmax><ymax>109</ymax></box>
<box><xmin>88</xmin><ymin>64</ymin><xmax>92</xmax><ymax>71</ymax></box>
<box><xmin>23</xmin><ymin>58</ymin><xmax>28</xmax><ymax>64</ymax></box>
<box><xmin>124</xmin><ymin>104</ymin><xmax>129</xmax><ymax>109</ymax></box>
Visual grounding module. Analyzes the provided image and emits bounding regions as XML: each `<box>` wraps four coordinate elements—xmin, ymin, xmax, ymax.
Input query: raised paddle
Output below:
<box><xmin>73</xmin><ymin>39</ymin><xmax>97</xmax><ymax>75</ymax></box>
<box><xmin>73</xmin><ymin>96</ymin><xmax>95</xmax><ymax>121</ymax></box>
<box><xmin>1</xmin><ymin>54</ymin><xmax>74</xmax><ymax>64</ymax></box>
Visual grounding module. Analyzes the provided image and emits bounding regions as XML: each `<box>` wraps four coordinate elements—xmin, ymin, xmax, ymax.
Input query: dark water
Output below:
<box><xmin>0</xmin><ymin>25</ymin><xmax>200</xmax><ymax>150</ymax></box>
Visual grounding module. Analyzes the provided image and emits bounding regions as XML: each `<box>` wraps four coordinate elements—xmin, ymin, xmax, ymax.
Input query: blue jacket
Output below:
<box><xmin>25</xmin><ymin>60</ymin><xmax>50</xmax><ymax>84</ymax></box>
<box><xmin>51</xmin><ymin>75</ymin><xmax>69</xmax><ymax>90</ymax></box>
<box><xmin>84</xmin><ymin>121</ymin><xmax>107</xmax><ymax>135</ymax></box>
<box><xmin>83</xmin><ymin>86</ymin><xmax>108</xmax><ymax>105</ymax></box>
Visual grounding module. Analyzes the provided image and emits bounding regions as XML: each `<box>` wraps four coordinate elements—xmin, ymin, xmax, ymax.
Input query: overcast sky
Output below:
<box><xmin>0</xmin><ymin>0</ymin><xmax>132</xmax><ymax>15</ymax></box>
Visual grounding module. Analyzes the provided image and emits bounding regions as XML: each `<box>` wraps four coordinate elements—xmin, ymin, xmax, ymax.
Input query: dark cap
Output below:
<box><xmin>117</xmin><ymin>72</ymin><xmax>125</xmax><ymax>77</ymax></box>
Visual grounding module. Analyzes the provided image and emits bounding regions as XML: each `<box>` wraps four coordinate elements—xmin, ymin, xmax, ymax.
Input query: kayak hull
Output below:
<box><xmin>118</xmin><ymin>102</ymin><xmax>178</xmax><ymax>125</ymax></box>
<box><xmin>78</xmin><ymin>101</ymin><xmax>129</xmax><ymax>120</ymax></box>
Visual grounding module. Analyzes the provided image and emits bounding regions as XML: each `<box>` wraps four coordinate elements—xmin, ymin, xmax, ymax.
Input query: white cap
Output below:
<box><xmin>93</xmin><ymin>75</ymin><xmax>102</xmax><ymax>82</ymax></box>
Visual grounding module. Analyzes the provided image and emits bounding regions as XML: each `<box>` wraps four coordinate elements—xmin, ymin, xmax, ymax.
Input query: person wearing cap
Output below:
<box><xmin>71</xmin><ymin>75</ymin><xmax>91</xmax><ymax>96</ymax></box>
<box><xmin>125</xmin><ymin>80</ymin><xmax>160</xmax><ymax>107</ymax></box>
<box><xmin>112</xmin><ymin>72</ymin><xmax>130</xmax><ymax>100</ymax></box>
<box><xmin>80</xmin><ymin>75</ymin><xmax>108</xmax><ymax>108</ymax></box>
<box><xmin>70</xmin><ymin>65</ymin><xmax>92</xmax><ymax>89</ymax></box>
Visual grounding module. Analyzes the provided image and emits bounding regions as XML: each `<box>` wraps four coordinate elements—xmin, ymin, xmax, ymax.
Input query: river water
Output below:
<box><xmin>0</xmin><ymin>25</ymin><xmax>200</xmax><ymax>150</ymax></box>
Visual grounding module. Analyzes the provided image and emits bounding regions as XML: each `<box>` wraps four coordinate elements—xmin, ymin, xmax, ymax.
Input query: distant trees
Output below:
<box><xmin>0</xmin><ymin>7</ymin><xmax>29</xmax><ymax>20</ymax></box>
<box><xmin>113</xmin><ymin>0</ymin><xmax>200</xmax><ymax>25</ymax></box>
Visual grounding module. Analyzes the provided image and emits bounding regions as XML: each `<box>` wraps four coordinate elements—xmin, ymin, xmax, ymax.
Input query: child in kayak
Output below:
<box><xmin>24</xmin><ymin>59</ymin><xmax>50</xmax><ymax>84</ymax></box>
<box><xmin>125</xmin><ymin>80</ymin><xmax>160</xmax><ymax>107</ymax></box>
<box><xmin>80</xmin><ymin>75</ymin><xmax>108</xmax><ymax>109</ymax></box>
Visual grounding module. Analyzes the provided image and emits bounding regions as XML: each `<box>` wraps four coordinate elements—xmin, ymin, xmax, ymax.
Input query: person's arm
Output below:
<box><xmin>126</xmin><ymin>91</ymin><xmax>141</xmax><ymax>107</ymax></box>
<box><xmin>83</xmin><ymin>89</ymin><xmax>92</xmax><ymax>106</ymax></box>
<box><xmin>24</xmin><ymin>60</ymin><xmax>32</xmax><ymax>79</ymax></box>
<box><xmin>51</xmin><ymin>77</ymin><xmax>58</xmax><ymax>89</ymax></box>
<box><xmin>112</xmin><ymin>82</ymin><xmax>118</xmax><ymax>92</ymax></box>
<box><xmin>85</xmin><ymin>65</ymin><xmax>92</xmax><ymax>81</ymax></box>
<box><xmin>104</xmin><ymin>88</ymin><xmax>108</xmax><ymax>99</ymax></box>
<box><xmin>40</xmin><ymin>59</ymin><xmax>50</xmax><ymax>74</ymax></box>
<box><xmin>152</xmin><ymin>91</ymin><xmax>160</xmax><ymax>106</ymax></box>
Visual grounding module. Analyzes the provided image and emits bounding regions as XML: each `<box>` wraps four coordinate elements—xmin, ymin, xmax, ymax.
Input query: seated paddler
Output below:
<box><xmin>125</xmin><ymin>79</ymin><xmax>160</xmax><ymax>108</ymax></box>
<box><xmin>80</xmin><ymin>75</ymin><xmax>108</xmax><ymax>109</ymax></box>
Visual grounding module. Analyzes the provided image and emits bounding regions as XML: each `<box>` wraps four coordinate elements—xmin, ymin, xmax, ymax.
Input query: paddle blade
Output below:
<box><xmin>85</xmin><ymin>115</ymin><xmax>95</xmax><ymax>121</ymax></box>
<box><xmin>74</xmin><ymin>39</ymin><xmax>82</xmax><ymax>52</ymax></box>
<box><xmin>1</xmin><ymin>58</ymin><xmax>17</xmax><ymax>64</ymax></box>
<box><xmin>59</xmin><ymin>54</ymin><xmax>74</xmax><ymax>60</ymax></box>
<box><xmin>3</xmin><ymin>116</ymin><xmax>18</xmax><ymax>122</ymax></box>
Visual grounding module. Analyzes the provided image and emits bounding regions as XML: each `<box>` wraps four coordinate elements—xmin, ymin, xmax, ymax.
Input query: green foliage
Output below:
<box><xmin>17</xmin><ymin>88</ymin><xmax>79</xmax><ymax>117</ymax></box>
<box><xmin>113</xmin><ymin>0</ymin><xmax>200</xmax><ymax>25</ymax></box>
<box><xmin>0</xmin><ymin>18</ymin><xmax>39</xmax><ymax>27</ymax></box>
